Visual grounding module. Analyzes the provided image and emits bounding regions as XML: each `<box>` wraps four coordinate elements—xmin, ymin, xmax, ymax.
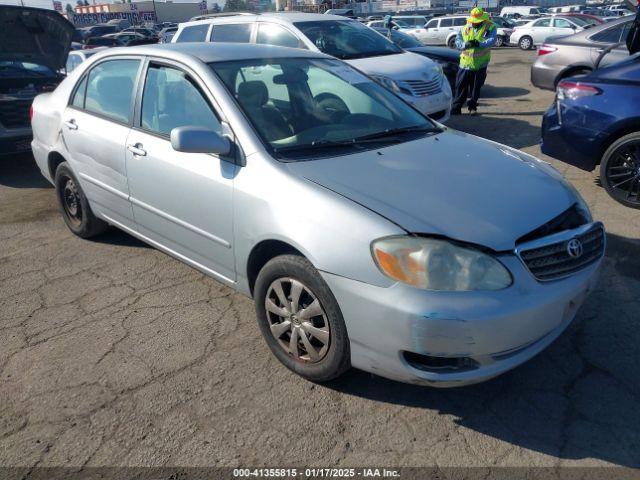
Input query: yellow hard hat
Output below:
<box><xmin>468</xmin><ymin>7</ymin><xmax>487</xmax><ymax>24</ymax></box>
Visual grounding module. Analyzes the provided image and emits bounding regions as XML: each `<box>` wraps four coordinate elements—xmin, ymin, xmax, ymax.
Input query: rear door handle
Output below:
<box><xmin>64</xmin><ymin>119</ymin><xmax>78</xmax><ymax>130</ymax></box>
<box><xmin>127</xmin><ymin>144</ymin><xmax>147</xmax><ymax>157</ymax></box>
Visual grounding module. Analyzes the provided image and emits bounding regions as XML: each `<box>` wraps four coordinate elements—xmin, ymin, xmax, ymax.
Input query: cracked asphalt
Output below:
<box><xmin>0</xmin><ymin>49</ymin><xmax>639</xmax><ymax>470</ymax></box>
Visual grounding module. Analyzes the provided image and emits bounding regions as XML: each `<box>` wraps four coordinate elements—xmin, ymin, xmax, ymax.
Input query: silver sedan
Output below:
<box><xmin>31</xmin><ymin>43</ymin><xmax>604</xmax><ymax>387</ymax></box>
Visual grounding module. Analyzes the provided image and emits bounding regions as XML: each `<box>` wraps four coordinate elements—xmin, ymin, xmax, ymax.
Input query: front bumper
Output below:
<box><xmin>321</xmin><ymin>230</ymin><xmax>603</xmax><ymax>387</ymax></box>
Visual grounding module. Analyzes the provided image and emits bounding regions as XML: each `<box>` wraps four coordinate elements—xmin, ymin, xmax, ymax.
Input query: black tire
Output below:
<box><xmin>519</xmin><ymin>36</ymin><xmax>533</xmax><ymax>50</ymax></box>
<box><xmin>447</xmin><ymin>36</ymin><xmax>456</xmax><ymax>48</ymax></box>
<box><xmin>600</xmin><ymin>132</ymin><xmax>640</xmax><ymax>209</ymax></box>
<box><xmin>254</xmin><ymin>254</ymin><xmax>350</xmax><ymax>382</ymax></box>
<box><xmin>54</xmin><ymin>161</ymin><xmax>108</xmax><ymax>238</ymax></box>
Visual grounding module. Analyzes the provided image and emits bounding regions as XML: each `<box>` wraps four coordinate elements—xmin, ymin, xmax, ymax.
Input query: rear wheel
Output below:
<box><xmin>254</xmin><ymin>254</ymin><xmax>350</xmax><ymax>382</ymax></box>
<box><xmin>600</xmin><ymin>132</ymin><xmax>640</xmax><ymax>209</ymax></box>
<box><xmin>518</xmin><ymin>36</ymin><xmax>533</xmax><ymax>50</ymax></box>
<box><xmin>54</xmin><ymin>162</ymin><xmax>108</xmax><ymax>238</ymax></box>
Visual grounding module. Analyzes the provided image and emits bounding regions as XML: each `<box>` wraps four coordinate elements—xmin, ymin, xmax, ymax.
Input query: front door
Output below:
<box><xmin>61</xmin><ymin>58</ymin><xmax>141</xmax><ymax>229</ymax></box>
<box><xmin>125</xmin><ymin>61</ymin><xmax>237</xmax><ymax>283</ymax></box>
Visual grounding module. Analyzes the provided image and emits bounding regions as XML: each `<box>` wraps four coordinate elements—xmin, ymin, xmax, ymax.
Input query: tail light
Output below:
<box><xmin>538</xmin><ymin>44</ymin><xmax>557</xmax><ymax>56</ymax></box>
<box><xmin>557</xmin><ymin>81</ymin><xmax>601</xmax><ymax>100</ymax></box>
<box><xmin>29</xmin><ymin>105</ymin><xmax>34</xmax><ymax>122</ymax></box>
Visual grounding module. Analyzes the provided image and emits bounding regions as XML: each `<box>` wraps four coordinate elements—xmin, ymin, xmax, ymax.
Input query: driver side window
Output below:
<box><xmin>140</xmin><ymin>63</ymin><xmax>222</xmax><ymax>137</ymax></box>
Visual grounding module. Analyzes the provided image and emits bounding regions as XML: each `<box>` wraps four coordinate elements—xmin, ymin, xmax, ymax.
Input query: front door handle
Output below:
<box><xmin>127</xmin><ymin>143</ymin><xmax>147</xmax><ymax>157</ymax></box>
<box><xmin>64</xmin><ymin>119</ymin><xmax>78</xmax><ymax>130</ymax></box>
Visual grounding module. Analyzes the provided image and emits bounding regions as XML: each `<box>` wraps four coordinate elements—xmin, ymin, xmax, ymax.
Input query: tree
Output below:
<box><xmin>210</xmin><ymin>2</ymin><xmax>221</xmax><ymax>12</ymax></box>
<box><xmin>223</xmin><ymin>0</ymin><xmax>248</xmax><ymax>12</ymax></box>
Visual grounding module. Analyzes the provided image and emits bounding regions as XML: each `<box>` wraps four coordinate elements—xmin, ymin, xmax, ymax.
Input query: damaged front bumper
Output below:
<box><xmin>321</xmin><ymin>247</ymin><xmax>602</xmax><ymax>387</ymax></box>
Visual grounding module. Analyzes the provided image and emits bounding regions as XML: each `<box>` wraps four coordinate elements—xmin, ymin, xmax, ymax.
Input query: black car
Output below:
<box><xmin>77</xmin><ymin>24</ymin><xmax>118</xmax><ymax>41</ymax></box>
<box><xmin>371</xmin><ymin>27</ymin><xmax>459</xmax><ymax>89</ymax></box>
<box><xmin>0</xmin><ymin>6</ymin><xmax>73</xmax><ymax>155</ymax></box>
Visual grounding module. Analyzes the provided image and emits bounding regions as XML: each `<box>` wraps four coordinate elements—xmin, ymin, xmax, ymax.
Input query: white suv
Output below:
<box><xmin>173</xmin><ymin>12</ymin><xmax>452</xmax><ymax>122</ymax></box>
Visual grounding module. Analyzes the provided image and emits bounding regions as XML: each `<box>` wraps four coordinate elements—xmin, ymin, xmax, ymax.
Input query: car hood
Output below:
<box><xmin>286</xmin><ymin>130</ymin><xmax>577</xmax><ymax>251</ymax></box>
<box><xmin>406</xmin><ymin>46</ymin><xmax>460</xmax><ymax>62</ymax></box>
<box><xmin>0</xmin><ymin>5</ymin><xmax>74</xmax><ymax>71</ymax></box>
<box><xmin>346</xmin><ymin>51</ymin><xmax>440</xmax><ymax>82</ymax></box>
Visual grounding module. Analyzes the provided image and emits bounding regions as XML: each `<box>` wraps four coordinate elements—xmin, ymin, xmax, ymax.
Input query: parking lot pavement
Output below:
<box><xmin>0</xmin><ymin>48</ymin><xmax>639</xmax><ymax>470</ymax></box>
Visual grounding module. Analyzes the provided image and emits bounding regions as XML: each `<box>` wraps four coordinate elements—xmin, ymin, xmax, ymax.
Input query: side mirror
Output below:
<box><xmin>170</xmin><ymin>126</ymin><xmax>231</xmax><ymax>156</ymax></box>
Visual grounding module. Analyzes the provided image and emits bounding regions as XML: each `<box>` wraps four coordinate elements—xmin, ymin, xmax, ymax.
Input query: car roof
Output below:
<box><xmin>99</xmin><ymin>42</ymin><xmax>331</xmax><ymax>63</ymax></box>
<box><xmin>179</xmin><ymin>12</ymin><xmax>352</xmax><ymax>28</ymax></box>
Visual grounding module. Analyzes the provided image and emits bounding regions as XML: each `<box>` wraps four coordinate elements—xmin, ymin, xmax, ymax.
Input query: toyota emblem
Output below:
<box><xmin>566</xmin><ymin>238</ymin><xmax>583</xmax><ymax>259</ymax></box>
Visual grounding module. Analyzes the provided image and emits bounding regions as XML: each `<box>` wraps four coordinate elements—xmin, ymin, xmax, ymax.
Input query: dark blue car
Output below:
<box><xmin>541</xmin><ymin>53</ymin><xmax>640</xmax><ymax>208</ymax></box>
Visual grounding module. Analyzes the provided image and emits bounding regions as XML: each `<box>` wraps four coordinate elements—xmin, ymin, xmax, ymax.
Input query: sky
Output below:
<box><xmin>0</xmin><ymin>0</ymin><xmax>211</xmax><ymax>9</ymax></box>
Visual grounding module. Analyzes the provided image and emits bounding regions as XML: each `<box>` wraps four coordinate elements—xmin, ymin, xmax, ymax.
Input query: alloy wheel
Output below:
<box><xmin>519</xmin><ymin>37</ymin><xmax>531</xmax><ymax>50</ymax></box>
<box><xmin>265</xmin><ymin>277</ymin><xmax>330</xmax><ymax>363</ymax></box>
<box><xmin>605</xmin><ymin>141</ymin><xmax>640</xmax><ymax>206</ymax></box>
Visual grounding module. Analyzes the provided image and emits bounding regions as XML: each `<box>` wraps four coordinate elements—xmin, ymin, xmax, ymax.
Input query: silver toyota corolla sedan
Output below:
<box><xmin>31</xmin><ymin>43</ymin><xmax>604</xmax><ymax>387</ymax></box>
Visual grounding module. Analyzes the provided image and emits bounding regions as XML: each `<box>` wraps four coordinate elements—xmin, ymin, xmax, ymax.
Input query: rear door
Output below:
<box><xmin>437</xmin><ymin>18</ymin><xmax>455</xmax><ymax>44</ymax></box>
<box><xmin>530</xmin><ymin>18</ymin><xmax>554</xmax><ymax>43</ymax></box>
<box><xmin>125</xmin><ymin>60</ymin><xmax>237</xmax><ymax>283</ymax></box>
<box><xmin>61</xmin><ymin>57</ymin><xmax>142</xmax><ymax>229</ymax></box>
<box><xmin>589</xmin><ymin>21</ymin><xmax>631</xmax><ymax>67</ymax></box>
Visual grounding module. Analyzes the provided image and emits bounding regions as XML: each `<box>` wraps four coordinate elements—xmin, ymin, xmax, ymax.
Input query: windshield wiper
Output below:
<box><xmin>352</xmin><ymin>125</ymin><xmax>440</xmax><ymax>142</ymax></box>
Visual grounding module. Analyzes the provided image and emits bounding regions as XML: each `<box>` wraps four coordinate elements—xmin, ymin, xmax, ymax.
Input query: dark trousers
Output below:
<box><xmin>452</xmin><ymin>67</ymin><xmax>488</xmax><ymax>111</ymax></box>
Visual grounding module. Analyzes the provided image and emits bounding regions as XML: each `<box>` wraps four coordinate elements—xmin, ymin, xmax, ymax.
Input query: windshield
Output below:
<box><xmin>564</xmin><ymin>16</ymin><xmax>590</xmax><ymax>26</ymax></box>
<box><xmin>211</xmin><ymin>57</ymin><xmax>438</xmax><ymax>160</ymax></box>
<box><xmin>294</xmin><ymin>20</ymin><xmax>402</xmax><ymax>60</ymax></box>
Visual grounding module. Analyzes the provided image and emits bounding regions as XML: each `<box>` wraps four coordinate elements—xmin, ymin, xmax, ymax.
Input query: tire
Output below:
<box><xmin>254</xmin><ymin>254</ymin><xmax>351</xmax><ymax>382</ymax></box>
<box><xmin>54</xmin><ymin>162</ymin><xmax>108</xmax><ymax>238</ymax></box>
<box><xmin>447</xmin><ymin>36</ymin><xmax>456</xmax><ymax>48</ymax></box>
<box><xmin>495</xmin><ymin>35</ymin><xmax>504</xmax><ymax>48</ymax></box>
<box><xmin>519</xmin><ymin>36</ymin><xmax>533</xmax><ymax>50</ymax></box>
<box><xmin>600</xmin><ymin>132</ymin><xmax>640</xmax><ymax>209</ymax></box>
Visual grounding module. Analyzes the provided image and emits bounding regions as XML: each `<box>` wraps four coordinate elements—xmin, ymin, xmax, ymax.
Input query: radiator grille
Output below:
<box><xmin>519</xmin><ymin>225</ymin><xmax>605</xmax><ymax>281</ymax></box>
<box><xmin>403</xmin><ymin>78</ymin><xmax>442</xmax><ymax>96</ymax></box>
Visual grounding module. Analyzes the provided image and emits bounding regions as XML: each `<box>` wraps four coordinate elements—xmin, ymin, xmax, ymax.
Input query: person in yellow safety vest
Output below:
<box><xmin>451</xmin><ymin>8</ymin><xmax>497</xmax><ymax>115</ymax></box>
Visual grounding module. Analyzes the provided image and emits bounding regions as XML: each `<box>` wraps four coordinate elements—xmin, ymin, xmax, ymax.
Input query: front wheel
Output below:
<box><xmin>600</xmin><ymin>132</ymin><xmax>640</xmax><ymax>209</ymax></box>
<box><xmin>254</xmin><ymin>255</ymin><xmax>351</xmax><ymax>382</ymax></box>
<box><xmin>495</xmin><ymin>35</ymin><xmax>504</xmax><ymax>47</ymax></box>
<box><xmin>447</xmin><ymin>36</ymin><xmax>456</xmax><ymax>48</ymax></box>
<box><xmin>519</xmin><ymin>36</ymin><xmax>533</xmax><ymax>50</ymax></box>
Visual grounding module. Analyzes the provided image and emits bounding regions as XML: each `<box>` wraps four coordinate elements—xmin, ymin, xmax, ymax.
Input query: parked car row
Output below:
<box><xmin>172</xmin><ymin>13</ymin><xmax>453</xmax><ymax>122</ymax></box>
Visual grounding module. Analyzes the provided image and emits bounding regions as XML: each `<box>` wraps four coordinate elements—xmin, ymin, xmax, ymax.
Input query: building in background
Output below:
<box><xmin>71</xmin><ymin>0</ymin><xmax>204</xmax><ymax>23</ymax></box>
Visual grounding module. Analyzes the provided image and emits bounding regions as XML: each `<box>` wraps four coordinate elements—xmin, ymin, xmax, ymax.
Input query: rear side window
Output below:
<box><xmin>140</xmin><ymin>64</ymin><xmax>222</xmax><ymax>137</ymax></box>
<box><xmin>256</xmin><ymin>23</ymin><xmax>300</xmax><ymax>48</ymax></box>
<box><xmin>533</xmin><ymin>19</ymin><xmax>551</xmax><ymax>27</ymax></box>
<box><xmin>84</xmin><ymin>60</ymin><xmax>140</xmax><ymax>123</ymax></box>
<box><xmin>211</xmin><ymin>23</ymin><xmax>252</xmax><ymax>43</ymax></box>
<box><xmin>440</xmin><ymin>18</ymin><xmax>453</xmax><ymax>27</ymax></box>
<box><xmin>453</xmin><ymin>18</ymin><xmax>466</xmax><ymax>26</ymax></box>
<box><xmin>590</xmin><ymin>23</ymin><xmax>625</xmax><ymax>43</ymax></box>
<box><xmin>176</xmin><ymin>24</ymin><xmax>210</xmax><ymax>42</ymax></box>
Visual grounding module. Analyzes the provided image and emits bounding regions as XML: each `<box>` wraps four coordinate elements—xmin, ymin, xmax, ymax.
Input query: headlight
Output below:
<box><xmin>371</xmin><ymin>236</ymin><xmax>512</xmax><ymax>291</ymax></box>
<box><xmin>370</xmin><ymin>75</ymin><xmax>411</xmax><ymax>95</ymax></box>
